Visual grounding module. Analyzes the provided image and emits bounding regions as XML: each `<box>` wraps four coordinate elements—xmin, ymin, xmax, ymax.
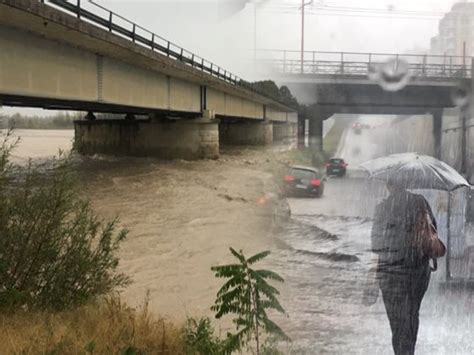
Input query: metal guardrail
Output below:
<box><xmin>38</xmin><ymin>0</ymin><xmax>290</xmax><ymax>106</ymax></box>
<box><xmin>257</xmin><ymin>49</ymin><xmax>473</xmax><ymax>79</ymax></box>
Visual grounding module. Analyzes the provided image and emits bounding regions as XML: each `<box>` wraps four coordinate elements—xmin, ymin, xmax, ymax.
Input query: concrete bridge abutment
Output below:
<box><xmin>219</xmin><ymin>121</ymin><xmax>273</xmax><ymax>146</ymax></box>
<box><xmin>273</xmin><ymin>122</ymin><xmax>298</xmax><ymax>142</ymax></box>
<box><xmin>74</xmin><ymin>118</ymin><xmax>219</xmax><ymax>160</ymax></box>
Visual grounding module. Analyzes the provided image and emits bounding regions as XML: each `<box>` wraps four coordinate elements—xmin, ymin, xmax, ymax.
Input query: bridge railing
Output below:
<box><xmin>257</xmin><ymin>49</ymin><xmax>473</xmax><ymax>79</ymax></box>
<box><xmin>38</xmin><ymin>0</ymin><xmax>290</xmax><ymax>106</ymax></box>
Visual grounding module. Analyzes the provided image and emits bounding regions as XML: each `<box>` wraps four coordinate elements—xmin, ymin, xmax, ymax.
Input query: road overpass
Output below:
<box><xmin>0</xmin><ymin>0</ymin><xmax>298</xmax><ymax>159</ymax></box>
<box><xmin>257</xmin><ymin>49</ymin><xmax>473</xmax><ymax>158</ymax></box>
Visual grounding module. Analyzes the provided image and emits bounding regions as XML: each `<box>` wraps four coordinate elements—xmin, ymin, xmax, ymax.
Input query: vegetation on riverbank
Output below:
<box><xmin>0</xmin><ymin>112</ymin><xmax>77</xmax><ymax>130</ymax></box>
<box><xmin>0</xmin><ymin>295</ymin><xmax>185</xmax><ymax>354</ymax></box>
<box><xmin>0</xmin><ymin>131</ymin><xmax>185</xmax><ymax>354</ymax></box>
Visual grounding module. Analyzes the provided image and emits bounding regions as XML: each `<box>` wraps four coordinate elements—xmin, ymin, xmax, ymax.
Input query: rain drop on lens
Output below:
<box><xmin>451</xmin><ymin>83</ymin><xmax>471</xmax><ymax>108</ymax></box>
<box><xmin>369</xmin><ymin>58</ymin><xmax>412</xmax><ymax>92</ymax></box>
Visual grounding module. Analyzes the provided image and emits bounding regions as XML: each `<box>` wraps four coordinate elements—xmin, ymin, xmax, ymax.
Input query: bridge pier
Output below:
<box><xmin>308</xmin><ymin>116</ymin><xmax>326</xmax><ymax>152</ymax></box>
<box><xmin>273</xmin><ymin>122</ymin><xmax>298</xmax><ymax>142</ymax></box>
<box><xmin>74</xmin><ymin>118</ymin><xmax>219</xmax><ymax>160</ymax></box>
<box><xmin>297</xmin><ymin>115</ymin><xmax>306</xmax><ymax>149</ymax></box>
<box><xmin>432</xmin><ymin>109</ymin><xmax>443</xmax><ymax>160</ymax></box>
<box><xmin>219</xmin><ymin>121</ymin><xmax>273</xmax><ymax>146</ymax></box>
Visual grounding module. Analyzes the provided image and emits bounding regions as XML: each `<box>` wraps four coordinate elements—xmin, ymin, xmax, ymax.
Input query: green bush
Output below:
<box><xmin>184</xmin><ymin>317</ymin><xmax>224</xmax><ymax>354</ymax></box>
<box><xmin>0</xmin><ymin>131</ymin><xmax>129</xmax><ymax>310</ymax></box>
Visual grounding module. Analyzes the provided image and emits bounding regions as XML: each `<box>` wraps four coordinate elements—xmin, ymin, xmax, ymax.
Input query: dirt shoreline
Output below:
<box><xmin>78</xmin><ymin>146</ymin><xmax>295</xmax><ymax>322</ymax></box>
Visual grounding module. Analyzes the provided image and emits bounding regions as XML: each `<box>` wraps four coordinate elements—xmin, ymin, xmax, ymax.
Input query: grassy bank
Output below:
<box><xmin>323</xmin><ymin>116</ymin><xmax>355</xmax><ymax>157</ymax></box>
<box><xmin>0</xmin><ymin>296</ymin><xmax>185</xmax><ymax>354</ymax></box>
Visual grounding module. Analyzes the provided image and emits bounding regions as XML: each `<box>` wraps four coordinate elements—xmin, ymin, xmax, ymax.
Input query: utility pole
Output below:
<box><xmin>254</xmin><ymin>2</ymin><xmax>257</xmax><ymax>61</ymax></box>
<box><xmin>301</xmin><ymin>0</ymin><xmax>313</xmax><ymax>73</ymax></box>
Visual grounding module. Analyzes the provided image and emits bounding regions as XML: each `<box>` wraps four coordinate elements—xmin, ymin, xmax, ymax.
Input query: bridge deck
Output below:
<box><xmin>0</xmin><ymin>0</ymin><xmax>296</xmax><ymax>122</ymax></box>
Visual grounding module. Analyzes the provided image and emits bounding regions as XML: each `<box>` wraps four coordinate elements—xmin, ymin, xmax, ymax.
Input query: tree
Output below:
<box><xmin>279</xmin><ymin>86</ymin><xmax>299</xmax><ymax>109</ymax></box>
<box><xmin>211</xmin><ymin>248</ymin><xmax>289</xmax><ymax>354</ymax></box>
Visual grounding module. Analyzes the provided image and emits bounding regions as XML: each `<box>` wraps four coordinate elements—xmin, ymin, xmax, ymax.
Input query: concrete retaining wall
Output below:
<box><xmin>219</xmin><ymin>122</ymin><xmax>273</xmax><ymax>145</ymax></box>
<box><xmin>273</xmin><ymin>123</ymin><xmax>298</xmax><ymax>141</ymax></box>
<box><xmin>74</xmin><ymin>119</ymin><xmax>219</xmax><ymax>160</ymax></box>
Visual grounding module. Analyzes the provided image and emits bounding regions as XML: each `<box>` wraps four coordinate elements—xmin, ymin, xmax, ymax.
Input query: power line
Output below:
<box><xmin>314</xmin><ymin>4</ymin><xmax>444</xmax><ymax>16</ymax></box>
<box><xmin>257</xmin><ymin>1</ymin><xmax>446</xmax><ymax>20</ymax></box>
<box><xmin>260</xmin><ymin>7</ymin><xmax>443</xmax><ymax>20</ymax></box>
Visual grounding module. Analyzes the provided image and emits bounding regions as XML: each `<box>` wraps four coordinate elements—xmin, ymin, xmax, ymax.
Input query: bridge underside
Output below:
<box><xmin>284</xmin><ymin>79</ymin><xmax>462</xmax><ymax>157</ymax></box>
<box><xmin>286</xmin><ymin>82</ymin><xmax>458</xmax><ymax>116</ymax></box>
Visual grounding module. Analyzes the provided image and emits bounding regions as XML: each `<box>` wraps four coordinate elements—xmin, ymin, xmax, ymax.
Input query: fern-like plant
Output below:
<box><xmin>211</xmin><ymin>248</ymin><xmax>289</xmax><ymax>354</ymax></box>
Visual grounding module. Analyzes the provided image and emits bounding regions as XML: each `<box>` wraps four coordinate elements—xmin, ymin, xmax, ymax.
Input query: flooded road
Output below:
<box><xmin>4</xmin><ymin>128</ymin><xmax>474</xmax><ymax>354</ymax></box>
<box><xmin>271</xmin><ymin>177</ymin><xmax>474</xmax><ymax>354</ymax></box>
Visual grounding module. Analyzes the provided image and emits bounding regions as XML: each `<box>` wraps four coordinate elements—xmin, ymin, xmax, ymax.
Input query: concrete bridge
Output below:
<box><xmin>257</xmin><ymin>49</ymin><xmax>474</xmax><ymax>159</ymax></box>
<box><xmin>0</xmin><ymin>0</ymin><xmax>298</xmax><ymax>159</ymax></box>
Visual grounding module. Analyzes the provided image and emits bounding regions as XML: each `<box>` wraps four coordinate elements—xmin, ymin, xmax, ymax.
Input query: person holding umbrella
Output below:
<box><xmin>371</xmin><ymin>177</ymin><xmax>441</xmax><ymax>355</ymax></box>
<box><xmin>359</xmin><ymin>153</ymin><xmax>468</xmax><ymax>354</ymax></box>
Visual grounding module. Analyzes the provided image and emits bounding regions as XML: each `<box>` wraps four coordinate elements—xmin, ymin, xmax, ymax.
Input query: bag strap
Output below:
<box><xmin>431</xmin><ymin>258</ymin><xmax>438</xmax><ymax>272</ymax></box>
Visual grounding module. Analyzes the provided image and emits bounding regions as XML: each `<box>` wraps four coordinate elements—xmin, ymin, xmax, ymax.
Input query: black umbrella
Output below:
<box><xmin>358</xmin><ymin>153</ymin><xmax>470</xmax><ymax>280</ymax></box>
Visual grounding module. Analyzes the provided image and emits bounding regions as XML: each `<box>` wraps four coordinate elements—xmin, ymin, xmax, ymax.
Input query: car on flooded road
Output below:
<box><xmin>352</xmin><ymin>122</ymin><xmax>362</xmax><ymax>134</ymax></box>
<box><xmin>326</xmin><ymin>158</ymin><xmax>348</xmax><ymax>177</ymax></box>
<box><xmin>283</xmin><ymin>166</ymin><xmax>325</xmax><ymax>198</ymax></box>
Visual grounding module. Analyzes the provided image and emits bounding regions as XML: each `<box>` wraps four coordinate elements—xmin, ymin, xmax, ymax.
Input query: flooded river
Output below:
<box><xmin>4</xmin><ymin>128</ymin><xmax>474</xmax><ymax>354</ymax></box>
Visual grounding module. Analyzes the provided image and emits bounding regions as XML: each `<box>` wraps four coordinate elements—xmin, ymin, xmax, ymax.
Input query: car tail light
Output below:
<box><xmin>343</xmin><ymin>163</ymin><xmax>348</xmax><ymax>167</ymax></box>
<box><xmin>284</xmin><ymin>175</ymin><xmax>295</xmax><ymax>182</ymax></box>
<box><xmin>310</xmin><ymin>179</ymin><xmax>321</xmax><ymax>187</ymax></box>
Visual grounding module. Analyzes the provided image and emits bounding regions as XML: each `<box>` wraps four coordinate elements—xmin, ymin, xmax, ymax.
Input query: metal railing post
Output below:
<box><xmin>450</xmin><ymin>56</ymin><xmax>453</xmax><ymax>76</ymax></box>
<box><xmin>151</xmin><ymin>33</ymin><xmax>155</xmax><ymax>49</ymax></box>
<box><xmin>132</xmin><ymin>24</ymin><xmax>136</xmax><ymax>42</ymax></box>
<box><xmin>77</xmin><ymin>0</ymin><xmax>81</xmax><ymax>19</ymax></box>
<box><xmin>443</xmin><ymin>52</ymin><xmax>446</xmax><ymax>76</ymax></box>
<box><xmin>368</xmin><ymin>53</ymin><xmax>372</xmax><ymax>75</ymax></box>
<box><xmin>108</xmin><ymin>12</ymin><xmax>113</xmax><ymax>31</ymax></box>
<box><xmin>422</xmin><ymin>55</ymin><xmax>427</xmax><ymax>76</ymax></box>
<box><xmin>283</xmin><ymin>50</ymin><xmax>287</xmax><ymax>73</ymax></box>
<box><xmin>300</xmin><ymin>51</ymin><xmax>304</xmax><ymax>74</ymax></box>
<box><xmin>340</xmin><ymin>52</ymin><xmax>344</xmax><ymax>74</ymax></box>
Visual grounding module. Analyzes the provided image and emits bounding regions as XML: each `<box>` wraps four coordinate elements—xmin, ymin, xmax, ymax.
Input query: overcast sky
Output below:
<box><xmin>3</xmin><ymin>0</ymin><xmax>465</xmax><ymax>116</ymax></box>
<box><xmin>97</xmin><ymin>0</ymin><xmax>462</xmax><ymax>73</ymax></box>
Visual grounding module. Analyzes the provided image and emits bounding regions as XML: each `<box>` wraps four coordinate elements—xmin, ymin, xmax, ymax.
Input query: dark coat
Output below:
<box><xmin>371</xmin><ymin>190</ymin><xmax>437</xmax><ymax>273</ymax></box>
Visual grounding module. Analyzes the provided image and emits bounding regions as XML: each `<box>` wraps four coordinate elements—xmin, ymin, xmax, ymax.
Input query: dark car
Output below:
<box><xmin>326</xmin><ymin>158</ymin><xmax>347</xmax><ymax>177</ymax></box>
<box><xmin>283</xmin><ymin>166</ymin><xmax>325</xmax><ymax>198</ymax></box>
